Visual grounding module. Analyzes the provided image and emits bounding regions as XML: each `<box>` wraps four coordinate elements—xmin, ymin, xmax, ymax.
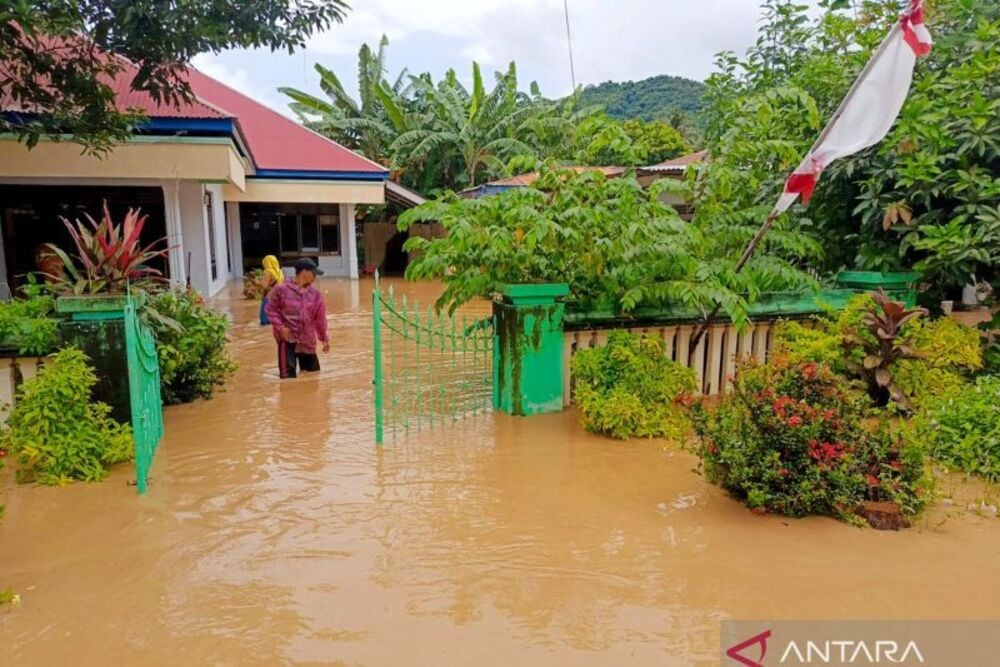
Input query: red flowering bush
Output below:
<box><xmin>692</xmin><ymin>355</ymin><xmax>929</xmax><ymax>521</ymax></box>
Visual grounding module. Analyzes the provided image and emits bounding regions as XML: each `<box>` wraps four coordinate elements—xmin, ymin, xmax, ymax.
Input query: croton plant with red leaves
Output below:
<box><xmin>692</xmin><ymin>354</ymin><xmax>929</xmax><ymax>522</ymax></box>
<box><xmin>44</xmin><ymin>202</ymin><xmax>169</xmax><ymax>295</ymax></box>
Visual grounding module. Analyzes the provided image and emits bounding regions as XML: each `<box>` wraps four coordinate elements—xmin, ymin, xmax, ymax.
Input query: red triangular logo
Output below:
<box><xmin>726</xmin><ymin>629</ymin><xmax>772</xmax><ymax>667</ymax></box>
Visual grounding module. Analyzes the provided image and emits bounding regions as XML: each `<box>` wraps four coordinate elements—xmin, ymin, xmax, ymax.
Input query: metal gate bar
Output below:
<box><xmin>373</xmin><ymin>276</ymin><xmax>495</xmax><ymax>444</ymax></box>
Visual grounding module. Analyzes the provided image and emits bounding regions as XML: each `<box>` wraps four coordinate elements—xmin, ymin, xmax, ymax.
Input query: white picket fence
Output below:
<box><xmin>562</xmin><ymin>320</ymin><xmax>778</xmax><ymax>405</ymax></box>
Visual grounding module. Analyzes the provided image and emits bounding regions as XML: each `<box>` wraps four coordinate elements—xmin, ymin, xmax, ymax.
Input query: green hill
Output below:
<box><xmin>577</xmin><ymin>75</ymin><xmax>706</xmax><ymax>122</ymax></box>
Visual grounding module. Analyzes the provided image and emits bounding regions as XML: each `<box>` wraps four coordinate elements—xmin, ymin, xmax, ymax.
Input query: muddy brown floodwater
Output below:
<box><xmin>2</xmin><ymin>278</ymin><xmax>1000</xmax><ymax>666</ymax></box>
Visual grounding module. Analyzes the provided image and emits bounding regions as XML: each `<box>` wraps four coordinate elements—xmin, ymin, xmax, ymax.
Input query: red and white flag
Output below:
<box><xmin>773</xmin><ymin>0</ymin><xmax>933</xmax><ymax>214</ymax></box>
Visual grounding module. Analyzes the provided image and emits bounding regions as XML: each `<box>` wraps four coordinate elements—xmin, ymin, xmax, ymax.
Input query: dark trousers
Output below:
<box><xmin>278</xmin><ymin>341</ymin><xmax>321</xmax><ymax>378</ymax></box>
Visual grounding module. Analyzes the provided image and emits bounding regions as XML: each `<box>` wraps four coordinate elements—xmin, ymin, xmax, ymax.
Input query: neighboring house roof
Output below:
<box><xmin>487</xmin><ymin>165</ymin><xmax>626</xmax><ymax>188</ymax></box>
<box><xmin>641</xmin><ymin>150</ymin><xmax>708</xmax><ymax>173</ymax></box>
<box><xmin>460</xmin><ymin>165</ymin><xmax>627</xmax><ymax>198</ymax></box>
<box><xmin>385</xmin><ymin>180</ymin><xmax>426</xmax><ymax>208</ymax></box>
<box><xmin>185</xmin><ymin>68</ymin><xmax>388</xmax><ymax>179</ymax></box>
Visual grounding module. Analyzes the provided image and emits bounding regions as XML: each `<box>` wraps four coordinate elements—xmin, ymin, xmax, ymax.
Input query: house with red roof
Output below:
<box><xmin>0</xmin><ymin>61</ymin><xmax>395</xmax><ymax>296</ymax></box>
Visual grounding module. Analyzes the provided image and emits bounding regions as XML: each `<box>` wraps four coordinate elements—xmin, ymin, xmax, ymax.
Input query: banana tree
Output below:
<box><xmin>390</xmin><ymin>62</ymin><xmax>538</xmax><ymax>189</ymax></box>
<box><xmin>280</xmin><ymin>35</ymin><xmax>413</xmax><ymax>165</ymax></box>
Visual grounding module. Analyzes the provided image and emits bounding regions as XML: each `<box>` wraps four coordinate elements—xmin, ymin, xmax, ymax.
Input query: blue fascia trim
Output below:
<box><xmin>137</xmin><ymin>117</ymin><xmax>236</xmax><ymax>134</ymax></box>
<box><xmin>254</xmin><ymin>169</ymin><xmax>390</xmax><ymax>182</ymax></box>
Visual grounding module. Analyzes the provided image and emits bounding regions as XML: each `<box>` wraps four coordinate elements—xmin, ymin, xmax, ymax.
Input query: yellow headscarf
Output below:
<box><xmin>262</xmin><ymin>255</ymin><xmax>284</xmax><ymax>284</ymax></box>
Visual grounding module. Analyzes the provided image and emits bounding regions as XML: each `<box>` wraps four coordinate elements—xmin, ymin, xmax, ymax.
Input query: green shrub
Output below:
<box><xmin>770</xmin><ymin>319</ymin><xmax>845</xmax><ymax>370</ymax></box>
<box><xmin>0</xmin><ymin>293</ymin><xmax>60</xmax><ymax>356</ymax></box>
<box><xmin>0</xmin><ymin>348</ymin><xmax>133</xmax><ymax>485</ymax></box>
<box><xmin>147</xmin><ymin>287</ymin><xmax>236</xmax><ymax>405</ymax></box>
<box><xmin>917</xmin><ymin>375</ymin><xmax>1000</xmax><ymax>482</ymax></box>
<box><xmin>977</xmin><ymin>311</ymin><xmax>1000</xmax><ymax>375</ymax></box>
<box><xmin>692</xmin><ymin>355</ymin><xmax>929</xmax><ymax>521</ymax></box>
<box><xmin>770</xmin><ymin>294</ymin><xmax>981</xmax><ymax>410</ymax></box>
<box><xmin>572</xmin><ymin>330</ymin><xmax>697</xmax><ymax>440</ymax></box>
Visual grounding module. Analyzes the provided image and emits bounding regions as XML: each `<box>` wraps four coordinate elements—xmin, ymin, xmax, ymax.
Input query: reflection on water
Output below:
<box><xmin>1</xmin><ymin>277</ymin><xmax>999</xmax><ymax>665</ymax></box>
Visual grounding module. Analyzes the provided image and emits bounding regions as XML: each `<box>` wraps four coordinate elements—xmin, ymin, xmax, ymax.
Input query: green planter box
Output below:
<box><xmin>495</xmin><ymin>283</ymin><xmax>569</xmax><ymax>416</ymax></box>
<box><xmin>56</xmin><ymin>294</ymin><xmax>129</xmax><ymax>321</ymax></box>
<box><xmin>835</xmin><ymin>271</ymin><xmax>919</xmax><ymax>307</ymax></box>
<box><xmin>56</xmin><ymin>295</ymin><xmax>131</xmax><ymax>423</ymax></box>
<box><xmin>500</xmin><ymin>283</ymin><xmax>570</xmax><ymax>305</ymax></box>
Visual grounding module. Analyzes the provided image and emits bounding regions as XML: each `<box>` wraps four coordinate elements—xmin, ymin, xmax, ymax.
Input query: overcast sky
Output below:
<box><xmin>192</xmin><ymin>0</ymin><xmax>819</xmax><ymax>117</ymax></box>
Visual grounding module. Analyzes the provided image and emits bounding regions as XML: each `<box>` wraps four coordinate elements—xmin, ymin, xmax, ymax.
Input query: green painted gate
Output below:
<box><xmin>372</xmin><ymin>276</ymin><xmax>497</xmax><ymax>444</ymax></box>
<box><xmin>124</xmin><ymin>294</ymin><xmax>164</xmax><ymax>493</ymax></box>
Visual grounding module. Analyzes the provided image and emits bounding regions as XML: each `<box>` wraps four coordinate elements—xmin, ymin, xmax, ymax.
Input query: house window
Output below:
<box><xmin>205</xmin><ymin>191</ymin><xmax>218</xmax><ymax>281</ymax></box>
<box><xmin>238</xmin><ymin>203</ymin><xmax>340</xmax><ymax>270</ymax></box>
<box><xmin>274</xmin><ymin>205</ymin><xmax>340</xmax><ymax>256</ymax></box>
<box><xmin>320</xmin><ymin>214</ymin><xmax>340</xmax><ymax>253</ymax></box>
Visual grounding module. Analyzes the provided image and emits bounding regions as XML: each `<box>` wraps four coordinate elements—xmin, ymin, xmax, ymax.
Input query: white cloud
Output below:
<box><xmin>199</xmin><ymin>1</ymin><xmax>822</xmax><ymax>114</ymax></box>
<box><xmin>190</xmin><ymin>54</ymin><xmax>297</xmax><ymax>119</ymax></box>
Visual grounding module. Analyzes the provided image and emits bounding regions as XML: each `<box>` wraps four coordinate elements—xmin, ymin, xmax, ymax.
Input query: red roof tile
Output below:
<box><xmin>185</xmin><ymin>67</ymin><xmax>387</xmax><ymax>175</ymax></box>
<box><xmin>2</xmin><ymin>36</ymin><xmax>385</xmax><ymax>176</ymax></box>
<box><xmin>111</xmin><ymin>62</ymin><xmax>228</xmax><ymax>119</ymax></box>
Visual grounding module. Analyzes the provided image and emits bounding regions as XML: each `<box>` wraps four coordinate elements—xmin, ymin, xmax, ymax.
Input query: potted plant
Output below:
<box><xmin>43</xmin><ymin>203</ymin><xmax>169</xmax><ymax>421</ymax></box>
<box><xmin>45</xmin><ymin>203</ymin><xmax>167</xmax><ymax>308</ymax></box>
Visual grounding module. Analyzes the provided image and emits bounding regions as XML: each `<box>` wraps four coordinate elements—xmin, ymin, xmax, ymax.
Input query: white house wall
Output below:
<box><xmin>178</xmin><ymin>181</ymin><xmax>211</xmax><ymax>295</ymax></box>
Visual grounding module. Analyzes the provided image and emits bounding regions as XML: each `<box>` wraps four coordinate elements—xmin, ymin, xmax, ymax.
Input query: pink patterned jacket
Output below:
<box><xmin>265</xmin><ymin>281</ymin><xmax>328</xmax><ymax>354</ymax></box>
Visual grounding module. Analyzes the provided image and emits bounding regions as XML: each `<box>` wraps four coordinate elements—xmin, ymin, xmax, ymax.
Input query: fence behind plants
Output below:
<box><xmin>561</xmin><ymin>289</ymin><xmax>860</xmax><ymax>404</ymax></box>
<box><xmin>563</xmin><ymin>320</ymin><xmax>774</xmax><ymax>403</ymax></box>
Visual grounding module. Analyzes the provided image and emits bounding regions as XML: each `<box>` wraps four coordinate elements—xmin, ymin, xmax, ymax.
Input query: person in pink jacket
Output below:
<box><xmin>264</xmin><ymin>258</ymin><xmax>329</xmax><ymax>378</ymax></box>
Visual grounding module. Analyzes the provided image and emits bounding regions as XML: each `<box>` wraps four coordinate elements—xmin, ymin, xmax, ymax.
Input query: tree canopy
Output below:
<box><xmin>286</xmin><ymin>37</ymin><xmax>692</xmax><ymax>195</ymax></box>
<box><xmin>577</xmin><ymin>74</ymin><xmax>706</xmax><ymax>122</ymax></box>
<box><xmin>1</xmin><ymin>0</ymin><xmax>349</xmax><ymax>153</ymax></box>
<box><xmin>696</xmin><ymin>0</ymin><xmax>999</xmax><ymax>301</ymax></box>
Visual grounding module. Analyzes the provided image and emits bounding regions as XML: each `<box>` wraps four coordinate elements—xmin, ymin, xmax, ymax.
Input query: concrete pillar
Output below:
<box><xmin>494</xmin><ymin>283</ymin><xmax>569</xmax><ymax>416</ymax></box>
<box><xmin>178</xmin><ymin>182</ymin><xmax>210</xmax><ymax>295</ymax></box>
<box><xmin>341</xmin><ymin>204</ymin><xmax>359</xmax><ymax>280</ymax></box>
<box><xmin>226</xmin><ymin>202</ymin><xmax>244</xmax><ymax>277</ymax></box>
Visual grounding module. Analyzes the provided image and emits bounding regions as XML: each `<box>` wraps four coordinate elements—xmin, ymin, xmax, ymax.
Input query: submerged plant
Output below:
<box><xmin>572</xmin><ymin>330</ymin><xmax>697</xmax><ymax>440</ymax></box>
<box><xmin>148</xmin><ymin>287</ymin><xmax>235</xmax><ymax>405</ymax></box>
<box><xmin>0</xmin><ymin>348</ymin><xmax>133</xmax><ymax>485</ymax></box>
<box><xmin>917</xmin><ymin>375</ymin><xmax>1000</xmax><ymax>483</ymax></box>
<box><xmin>693</xmin><ymin>355</ymin><xmax>929</xmax><ymax>522</ymax></box>
<box><xmin>45</xmin><ymin>202</ymin><xmax>168</xmax><ymax>294</ymax></box>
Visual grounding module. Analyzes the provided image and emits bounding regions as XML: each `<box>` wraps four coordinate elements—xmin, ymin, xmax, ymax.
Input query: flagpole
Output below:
<box><xmin>688</xmin><ymin>20</ymin><xmax>907</xmax><ymax>354</ymax></box>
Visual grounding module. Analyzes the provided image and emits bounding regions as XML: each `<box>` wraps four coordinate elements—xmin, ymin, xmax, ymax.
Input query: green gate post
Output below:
<box><xmin>494</xmin><ymin>283</ymin><xmax>569</xmax><ymax>416</ymax></box>
<box><xmin>56</xmin><ymin>294</ymin><xmax>131</xmax><ymax>423</ymax></box>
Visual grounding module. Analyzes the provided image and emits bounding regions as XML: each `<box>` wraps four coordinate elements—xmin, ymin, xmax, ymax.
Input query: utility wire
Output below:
<box><xmin>563</xmin><ymin>0</ymin><xmax>577</xmax><ymax>90</ymax></box>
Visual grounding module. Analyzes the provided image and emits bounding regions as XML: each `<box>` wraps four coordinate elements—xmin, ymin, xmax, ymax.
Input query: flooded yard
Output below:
<box><xmin>2</xmin><ymin>278</ymin><xmax>999</xmax><ymax>665</ymax></box>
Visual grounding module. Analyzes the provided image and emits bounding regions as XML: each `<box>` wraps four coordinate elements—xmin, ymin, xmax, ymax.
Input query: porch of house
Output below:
<box><xmin>0</xmin><ymin>178</ymin><xmax>374</xmax><ymax>296</ymax></box>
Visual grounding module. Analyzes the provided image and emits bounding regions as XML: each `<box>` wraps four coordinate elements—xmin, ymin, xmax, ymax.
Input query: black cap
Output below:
<box><xmin>293</xmin><ymin>258</ymin><xmax>324</xmax><ymax>275</ymax></box>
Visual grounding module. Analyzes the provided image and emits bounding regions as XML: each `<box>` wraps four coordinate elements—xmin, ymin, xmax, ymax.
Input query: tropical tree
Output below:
<box><xmin>699</xmin><ymin>0</ymin><xmax>999</xmax><ymax>300</ymax></box>
<box><xmin>389</xmin><ymin>62</ymin><xmax>538</xmax><ymax>189</ymax></box>
<box><xmin>281</xmin><ymin>35</ymin><xmax>412</xmax><ymax>166</ymax></box>
<box><xmin>561</xmin><ymin>114</ymin><xmax>690</xmax><ymax>166</ymax></box>
<box><xmin>399</xmin><ymin>164</ymin><xmax>818</xmax><ymax>323</ymax></box>
<box><xmin>2</xmin><ymin>0</ymin><xmax>349</xmax><ymax>153</ymax></box>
